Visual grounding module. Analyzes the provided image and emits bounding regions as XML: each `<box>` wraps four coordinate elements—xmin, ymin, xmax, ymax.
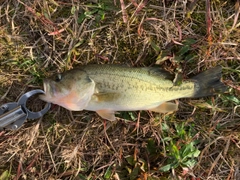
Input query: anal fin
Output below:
<box><xmin>149</xmin><ymin>102</ymin><xmax>178</xmax><ymax>113</ymax></box>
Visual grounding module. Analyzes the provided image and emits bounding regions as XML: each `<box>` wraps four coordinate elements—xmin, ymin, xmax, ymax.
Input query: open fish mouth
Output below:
<box><xmin>39</xmin><ymin>79</ymin><xmax>56</xmax><ymax>102</ymax></box>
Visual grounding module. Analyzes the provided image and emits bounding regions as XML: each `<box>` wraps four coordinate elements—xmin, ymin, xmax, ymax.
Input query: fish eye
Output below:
<box><xmin>55</xmin><ymin>74</ymin><xmax>62</xmax><ymax>82</ymax></box>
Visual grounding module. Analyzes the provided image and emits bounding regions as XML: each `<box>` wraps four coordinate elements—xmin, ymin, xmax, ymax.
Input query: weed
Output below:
<box><xmin>159</xmin><ymin>123</ymin><xmax>200</xmax><ymax>172</ymax></box>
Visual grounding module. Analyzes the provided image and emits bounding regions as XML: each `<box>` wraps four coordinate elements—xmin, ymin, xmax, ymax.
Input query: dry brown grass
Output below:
<box><xmin>0</xmin><ymin>0</ymin><xmax>240</xmax><ymax>179</ymax></box>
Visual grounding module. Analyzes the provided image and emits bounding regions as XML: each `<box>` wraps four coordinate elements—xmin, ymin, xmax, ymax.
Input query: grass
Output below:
<box><xmin>0</xmin><ymin>0</ymin><xmax>240</xmax><ymax>179</ymax></box>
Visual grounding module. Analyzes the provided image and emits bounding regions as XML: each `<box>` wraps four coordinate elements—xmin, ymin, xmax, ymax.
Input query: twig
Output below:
<box><xmin>119</xmin><ymin>0</ymin><xmax>128</xmax><ymax>23</ymax></box>
<box><xmin>103</xmin><ymin>120</ymin><xmax>117</xmax><ymax>153</ymax></box>
<box><xmin>0</xmin><ymin>84</ymin><xmax>12</xmax><ymax>101</ymax></box>
<box><xmin>231</xmin><ymin>0</ymin><xmax>240</xmax><ymax>30</ymax></box>
<box><xmin>134</xmin><ymin>0</ymin><xmax>148</xmax><ymax>15</ymax></box>
<box><xmin>175</xmin><ymin>20</ymin><xmax>182</xmax><ymax>41</ymax></box>
<box><xmin>206</xmin><ymin>0</ymin><xmax>212</xmax><ymax>44</ymax></box>
<box><xmin>41</xmin><ymin>123</ymin><xmax>57</xmax><ymax>171</ymax></box>
<box><xmin>207</xmin><ymin>151</ymin><xmax>222</xmax><ymax>176</ymax></box>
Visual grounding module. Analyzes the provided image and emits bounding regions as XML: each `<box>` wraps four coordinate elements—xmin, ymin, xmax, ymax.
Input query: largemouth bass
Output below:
<box><xmin>40</xmin><ymin>65</ymin><xmax>227</xmax><ymax>121</ymax></box>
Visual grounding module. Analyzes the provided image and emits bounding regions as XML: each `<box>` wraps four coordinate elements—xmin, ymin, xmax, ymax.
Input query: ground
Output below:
<box><xmin>0</xmin><ymin>0</ymin><xmax>240</xmax><ymax>179</ymax></box>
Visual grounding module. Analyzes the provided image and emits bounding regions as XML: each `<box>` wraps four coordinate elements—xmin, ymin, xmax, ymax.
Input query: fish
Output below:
<box><xmin>40</xmin><ymin>64</ymin><xmax>227</xmax><ymax>121</ymax></box>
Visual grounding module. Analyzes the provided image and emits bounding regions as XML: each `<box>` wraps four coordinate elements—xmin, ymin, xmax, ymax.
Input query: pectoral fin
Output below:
<box><xmin>93</xmin><ymin>92</ymin><xmax>120</xmax><ymax>102</ymax></box>
<box><xmin>149</xmin><ymin>102</ymin><xmax>178</xmax><ymax>113</ymax></box>
<box><xmin>96</xmin><ymin>110</ymin><xmax>116</xmax><ymax>121</ymax></box>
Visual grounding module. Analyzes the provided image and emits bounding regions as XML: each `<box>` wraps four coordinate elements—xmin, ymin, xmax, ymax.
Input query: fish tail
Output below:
<box><xmin>191</xmin><ymin>66</ymin><xmax>227</xmax><ymax>98</ymax></box>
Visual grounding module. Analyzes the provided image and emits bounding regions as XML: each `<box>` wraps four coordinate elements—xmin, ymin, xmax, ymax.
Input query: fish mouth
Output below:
<box><xmin>39</xmin><ymin>79</ymin><xmax>56</xmax><ymax>102</ymax></box>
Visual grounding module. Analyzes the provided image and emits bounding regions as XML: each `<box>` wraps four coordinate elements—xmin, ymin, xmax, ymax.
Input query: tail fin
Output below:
<box><xmin>191</xmin><ymin>66</ymin><xmax>227</xmax><ymax>98</ymax></box>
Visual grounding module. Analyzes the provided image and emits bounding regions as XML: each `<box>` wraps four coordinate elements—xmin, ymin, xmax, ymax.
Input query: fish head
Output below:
<box><xmin>40</xmin><ymin>69</ymin><xmax>95</xmax><ymax>111</ymax></box>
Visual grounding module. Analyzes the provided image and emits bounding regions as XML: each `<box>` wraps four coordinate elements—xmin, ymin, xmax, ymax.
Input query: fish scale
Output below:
<box><xmin>83</xmin><ymin>65</ymin><xmax>195</xmax><ymax>99</ymax></box>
